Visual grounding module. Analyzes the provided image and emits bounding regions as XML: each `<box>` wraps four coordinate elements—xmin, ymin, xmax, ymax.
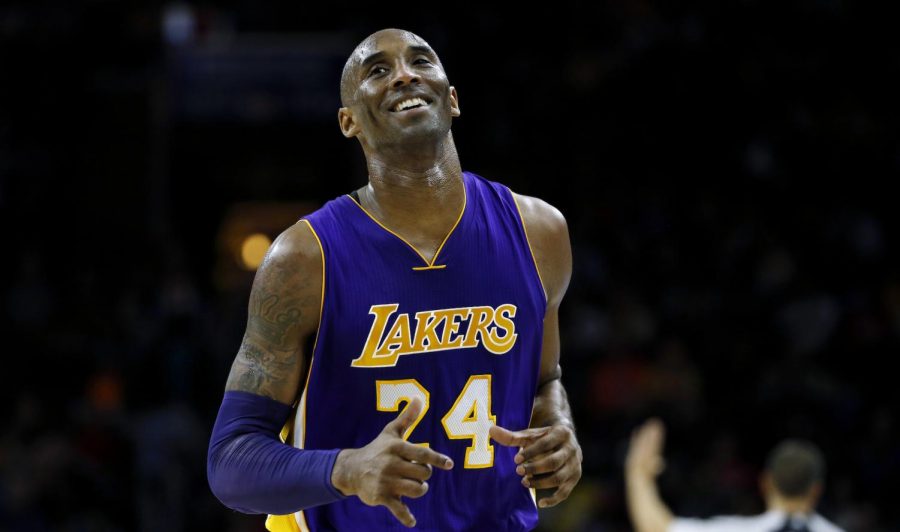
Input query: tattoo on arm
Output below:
<box><xmin>228</xmin><ymin>337</ymin><xmax>297</xmax><ymax>399</ymax></box>
<box><xmin>249</xmin><ymin>293</ymin><xmax>302</xmax><ymax>346</ymax></box>
<box><xmin>225</xmin><ymin>229</ymin><xmax>320</xmax><ymax>403</ymax></box>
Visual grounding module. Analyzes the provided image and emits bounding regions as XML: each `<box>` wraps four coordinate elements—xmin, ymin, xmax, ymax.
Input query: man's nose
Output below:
<box><xmin>391</xmin><ymin>61</ymin><xmax>420</xmax><ymax>87</ymax></box>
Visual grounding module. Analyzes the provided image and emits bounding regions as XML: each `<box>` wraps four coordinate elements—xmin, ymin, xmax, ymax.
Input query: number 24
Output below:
<box><xmin>376</xmin><ymin>374</ymin><xmax>496</xmax><ymax>468</ymax></box>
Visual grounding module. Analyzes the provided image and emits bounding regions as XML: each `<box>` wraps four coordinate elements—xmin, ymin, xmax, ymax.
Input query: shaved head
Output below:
<box><xmin>340</xmin><ymin>28</ymin><xmax>443</xmax><ymax>108</ymax></box>
<box><xmin>765</xmin><ymin>439</ymin><xmax>825</xmax><ymax>498</ymax></box>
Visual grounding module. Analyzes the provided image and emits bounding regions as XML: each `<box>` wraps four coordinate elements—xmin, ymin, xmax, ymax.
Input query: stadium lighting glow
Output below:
<box><xmin>240</xmin><ymin>233</ymin><xmax>271</xmax><ymax>270</ymax></box>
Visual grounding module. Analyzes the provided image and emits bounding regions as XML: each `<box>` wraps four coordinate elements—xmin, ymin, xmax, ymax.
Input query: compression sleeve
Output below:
<box><xmin>207</xmin><ymin>390</ymin><xmax>348</xmax><ymax>515</ymax></box>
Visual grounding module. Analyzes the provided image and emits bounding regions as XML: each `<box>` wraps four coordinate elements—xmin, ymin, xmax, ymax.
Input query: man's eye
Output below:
<box><xmin>369</xmin><ymin>59</ymin><xmax>430</xmax><ymax>77</ymax></box>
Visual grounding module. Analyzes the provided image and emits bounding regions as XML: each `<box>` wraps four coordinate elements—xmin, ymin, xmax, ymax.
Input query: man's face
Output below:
<box><xmin>338</xmin><ymin>31</ymin><xmax>460</xmax><ymax>149</ymax></box>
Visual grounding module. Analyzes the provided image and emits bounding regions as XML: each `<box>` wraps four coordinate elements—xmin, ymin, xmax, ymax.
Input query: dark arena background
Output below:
<box><xmin>3</xmin><ymin>2</ymin><xmax>898</xmax><ymax>531</ymax></box>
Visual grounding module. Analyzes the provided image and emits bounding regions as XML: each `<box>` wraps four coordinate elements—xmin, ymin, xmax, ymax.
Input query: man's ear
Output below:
<box><xmin>760</xmin><ymin>472</ymin><xmax>773</xmax><ymax>499</ymax></box>
<box><xmin>807</xmin><ymin>482</ymin><xmax>823</xmax><ymax>504</ymax></box>
<box><xmin>338</xmin><ymin>107</ymin><xmax>361</xmax><ymax>138</ymax></box>
<box><xmin>449</xmin><ymin>86</ymin><xmax>460</xmax><ymax>117</ymax></box>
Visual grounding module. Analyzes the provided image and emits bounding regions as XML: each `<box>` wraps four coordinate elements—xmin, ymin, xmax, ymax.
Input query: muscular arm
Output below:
<box><xmin>514</xmin><ymin>193</ymin><xmax>575</xmax><ymax>432</ymax></box>
<box><xmin>486</xmin><ymin>193</ymin><xmax>582</xmax><ymax>508</ymax></box>
<box><xmin>209</xmin><ymin>220</ymin><xmax>454</xmax><ymax>524</ymax></box>
<box><xmin>529</xmin><ymin>311</ymin><xmax>575</xmax><ymax>431</ymax></box>
<box><xmin>207</xmin><ymin>221</ymin><xmax>344</xmax><ymax>515</ymax></box>
<box><xmin>225</xmin><ymin>220</ymin><xmax>323</xmax><ymax>404</ymax></box>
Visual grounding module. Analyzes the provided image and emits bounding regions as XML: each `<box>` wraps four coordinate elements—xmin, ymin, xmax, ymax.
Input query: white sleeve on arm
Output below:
<box><xmin>668</xmin><ymin>515</ymin><xmax>762</xmax><ymax>532</ymax></box>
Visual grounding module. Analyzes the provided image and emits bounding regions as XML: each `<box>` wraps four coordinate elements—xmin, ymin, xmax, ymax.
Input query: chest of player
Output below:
<box><xmin>312</xmin><ymin>185</ymin><xmax>545</xmax><ymax>370</ymax></box>
<box><xmin>319</xmin><ymin>251</ymin><xmax>543</xmax><ymax>372</ymax></box>
<box><xmin>296</xmin><ymin>174</ymin><xmax>547</xmax><ymax>469</ymax></box>
<box><xmin>304</xmin><ymin>235</ymin><xmax>546</xmax><ymax>459</ymax></box>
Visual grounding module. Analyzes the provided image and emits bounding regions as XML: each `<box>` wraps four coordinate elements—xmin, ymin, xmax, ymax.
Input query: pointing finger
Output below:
<box><xmin>489</xmin><ymin>424</ymin><xmax>552</xmax><ymax>448</ymax></box>
<box><xmin>384</xmin><ymin>397</ymin><xmax>424</xmax><ymax>438</ymax></box>
<box><xmin>397</xmin><ymin>441</ymin><xmax>454</xmax><ymax>470</ymax></box>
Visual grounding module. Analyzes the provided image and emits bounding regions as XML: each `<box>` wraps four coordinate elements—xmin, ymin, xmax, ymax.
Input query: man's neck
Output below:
<box><xmin>361</xmin><ymin>136</ymin><xmax>464</xmax><ymax>227</ymax></box>
<box><xmin>366</xmin><ymin>132</ymin><xmax>461</xmax><ymax>183</ymax></box>
<box><xmin>767</xmin><ymin>496</ymin><xmax>815</xmax><ymax>515</ymax></box>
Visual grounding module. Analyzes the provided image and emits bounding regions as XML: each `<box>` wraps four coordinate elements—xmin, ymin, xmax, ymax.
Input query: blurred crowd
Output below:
<box><xmin>2</xmin><ymin>1</ymin><xmax>898</xmax><ymax>531</ymax></box>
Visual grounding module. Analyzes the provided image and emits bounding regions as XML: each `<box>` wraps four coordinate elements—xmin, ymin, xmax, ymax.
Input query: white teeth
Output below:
<box><xmin>394</xmin><ymin>97</ymin><xmax>428</xmax><ymax>112</ymax></box>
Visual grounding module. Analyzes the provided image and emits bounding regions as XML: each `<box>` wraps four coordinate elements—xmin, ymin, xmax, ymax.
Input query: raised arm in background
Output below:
<box><xmin>626</xmin><ymin>418</ymin><xmax>675</xmax><ymax>532</ymax></box>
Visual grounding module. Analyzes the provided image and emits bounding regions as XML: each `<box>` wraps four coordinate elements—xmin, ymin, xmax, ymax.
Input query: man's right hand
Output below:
<box><xmin>330</xmin><ymin>397</ymin><xmax>455</xmax><ymax>528</ymax></box>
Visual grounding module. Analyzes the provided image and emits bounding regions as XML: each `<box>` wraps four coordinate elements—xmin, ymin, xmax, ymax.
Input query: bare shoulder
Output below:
<box><xmin>268</xmin><ymin>219</ymin><xmax>324</xmax><ymax>272</ymax></box>
<box><xmin>512</xmin><ymin>193</ymin><xmax>568</xmax><ymax>240</ymax></box>
<box><xmin>251</xmin><ymin>220</ymin><xmax>324</xmax><ymax>318</ymax></box>
<box><xmin>224</xmin><ymin>220</ymin><xmax>324</xmax><ymax>404</ymax></box>
<box><xmin>511</xmin><ymin>192</ymin><xmax>572</xmax><ymax>307</ymax></box>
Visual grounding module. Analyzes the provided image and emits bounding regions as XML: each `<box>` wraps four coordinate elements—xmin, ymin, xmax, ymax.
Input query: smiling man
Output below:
<box><xmin>207</xmin><ymin>28</ymin><xmax>582</xmax><ymax>531</ymax></box>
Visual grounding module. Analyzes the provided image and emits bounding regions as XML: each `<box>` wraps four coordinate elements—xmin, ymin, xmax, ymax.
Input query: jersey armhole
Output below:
<box><xmin>294</xmin><ymin>218</ymin><xmax>327</xmax><ymax>450</ymax></box>
<box><xmin>509</xmin><ymin>190</ymin><xmax>549</xmax><ymax>307</ymax></box>
<box><xmin>266</xmin><ymin>218</ymin><xmax>324</xmax><ymax>532</ymax></box>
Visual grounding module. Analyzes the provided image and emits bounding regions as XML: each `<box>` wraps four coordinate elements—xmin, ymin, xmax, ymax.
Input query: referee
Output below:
<box><xmin>625</xmin><ymin>419</ymin><xmax>845</xmax><ymax>532</ymax></box>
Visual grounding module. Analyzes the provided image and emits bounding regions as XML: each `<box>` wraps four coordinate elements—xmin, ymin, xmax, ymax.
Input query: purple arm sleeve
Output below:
<box><xmin>207</xmin><ymin>390</ymin><xmax>348</xmax><ymax>515</ymax></box>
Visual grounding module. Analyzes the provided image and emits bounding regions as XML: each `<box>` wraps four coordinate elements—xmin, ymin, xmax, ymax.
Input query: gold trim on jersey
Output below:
<box><xmin>266</xmin><ymin>513</ymin><xmax>302</xmax><ymax>532</ymax></box>
<box><xmin>411</xmin><ymin>264</ymin><xmax>447</xmax><ymax>271</ymax></box>
<box><xmin>346</xmin><ymin>177</ymin><xmax>467</xmax><ymax>271</ymax></box>
<box><xmin>299</xmin><ymin>218</ymin><xmax>327</xmax><ymax>450</ymax></box>
<box><xmin>524</xmin><ymin>377</ymin><xmax>539</xmax><ymax>509</ymax></box>
<box><xmin>510</xmin><ymin>192</ymin><xmax>548</xmax><ymax>304</ymax></box>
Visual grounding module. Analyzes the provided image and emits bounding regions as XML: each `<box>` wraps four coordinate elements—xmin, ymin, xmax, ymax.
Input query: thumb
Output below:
<box><xmin>385</xmin><ymin>397</ymin><xmax>424</xmax><ymax>438</ymax></box>
<box><xmin>643</xmin><ymin>418</ymin><xmax>666</xmax><ymax>452</ymax></box>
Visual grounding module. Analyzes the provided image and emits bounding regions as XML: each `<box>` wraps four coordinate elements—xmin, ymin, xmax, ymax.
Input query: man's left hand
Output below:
<box><xmin>489</xmin><ymin>423</ymin><xmax>583</xmax><ymax>508</ymax></box>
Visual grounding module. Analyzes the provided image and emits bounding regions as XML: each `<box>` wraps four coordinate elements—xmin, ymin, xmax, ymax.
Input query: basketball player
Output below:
<box><xmin>625</xmin><ymin>419</ymin><xmax>844</xmax><ymax>532</ymax></box>
<box><xmin>207</xmin><ymin>28</ymin><xmax>583</xmax><ymax>531</ymax></box>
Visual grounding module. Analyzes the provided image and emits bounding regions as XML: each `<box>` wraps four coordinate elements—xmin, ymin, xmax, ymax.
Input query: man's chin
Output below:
<box><xmin>391</xmin><ymin>121</ymin><xmax>447</xmax><ymax>140</ymax></box>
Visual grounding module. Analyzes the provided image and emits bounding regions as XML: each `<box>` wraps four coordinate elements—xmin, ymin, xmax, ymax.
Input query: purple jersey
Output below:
<box><xmin>274</xmin><ymin>171</ymin><xmax>547</xmax><ymax>531</ymax></box>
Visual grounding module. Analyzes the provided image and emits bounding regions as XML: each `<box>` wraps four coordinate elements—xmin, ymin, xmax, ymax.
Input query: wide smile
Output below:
<box><xmin>389</xmin><ymin>96</ymin><xmax>433</xmax><ymax>114</ymax></box>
